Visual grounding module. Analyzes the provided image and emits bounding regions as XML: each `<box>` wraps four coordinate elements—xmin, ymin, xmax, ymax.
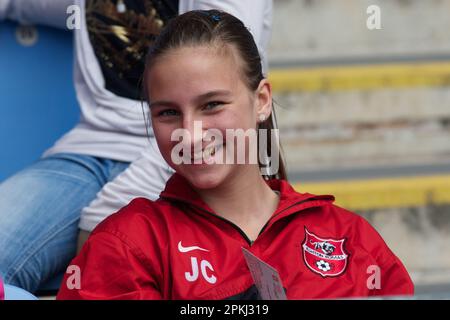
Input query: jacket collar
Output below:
<box><xmin>159</xmin><ymin>173</ymin><xmax>335</xmax><ymax>222</ymax></box>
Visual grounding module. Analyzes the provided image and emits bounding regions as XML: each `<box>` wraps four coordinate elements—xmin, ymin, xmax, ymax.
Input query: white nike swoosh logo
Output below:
<box><xmin>178</xmin><ymin>241</ymin><xmax>209</xmax><ymax>253</ymax></box>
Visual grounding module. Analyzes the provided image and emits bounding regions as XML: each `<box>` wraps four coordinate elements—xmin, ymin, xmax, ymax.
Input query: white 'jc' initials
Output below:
<box><xmin>185</xmin><ymin>257</ymin><xmax>217</xmax><ymax>284</ymax></box>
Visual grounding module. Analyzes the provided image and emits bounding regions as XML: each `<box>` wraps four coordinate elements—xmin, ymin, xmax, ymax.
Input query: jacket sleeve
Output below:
<box><xmin>357</xmin><ymin>216</ymin><xmax>415</xmax><ymax>297</ymax></box>
<box><xmin>56</xmin><ymin>230</ymin><xmax>162</xmax><ymax>300</ymax></box>
<box><xmin>0</xmin><ymin>0</ymin><xmax>74</xmax><ymax>29</ymax></box>
<box><xmin>79</xmin><ymin>140</ymin><xmax>173</xmax><ymax>233</ymax></box>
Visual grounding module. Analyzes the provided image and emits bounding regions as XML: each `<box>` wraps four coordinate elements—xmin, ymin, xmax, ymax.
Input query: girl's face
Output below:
<box><xmin>147</xmin><ymin>45</ymin><xmax>272</xmax><ymax>190</ymax></box>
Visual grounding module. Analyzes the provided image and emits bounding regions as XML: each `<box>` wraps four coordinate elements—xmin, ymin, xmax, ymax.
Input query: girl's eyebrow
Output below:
<box><xmin>150</xmin><ymin>90</ymin><xmax>232</xmax><ymax>108</ymax></box>
<box><xmin>149</xmin><ymin>100</ymin><xmax>178</xmax><ymax>108</ymax></box>
<box><xmin>194</xmin><ymin>90</ymin><xmax>232</xmax><ymax>103</ymax></box>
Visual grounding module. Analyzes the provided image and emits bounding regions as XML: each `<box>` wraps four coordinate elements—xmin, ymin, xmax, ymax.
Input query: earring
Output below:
<box><xmin>259</xmin><ymin>114</ymin><xmax>266</xmax><ymax>122</ymax></box>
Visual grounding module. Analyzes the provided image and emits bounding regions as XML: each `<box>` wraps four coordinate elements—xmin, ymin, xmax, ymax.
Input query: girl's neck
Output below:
<box><xmin>196</xmin><ymin>166</ymin><xmax>280</xmax><ymax>241</ymax></box>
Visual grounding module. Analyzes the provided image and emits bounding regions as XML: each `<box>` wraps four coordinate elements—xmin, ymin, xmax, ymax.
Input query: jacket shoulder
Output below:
<box><xmin>91</xmin><ymin>197</ymin><xmax>173</xmax><ymax>245</ymax></box>
<box><xmin>323</xmin><ymin>204</ymin><xmax>401</xmax><ymax>262</ymax></box>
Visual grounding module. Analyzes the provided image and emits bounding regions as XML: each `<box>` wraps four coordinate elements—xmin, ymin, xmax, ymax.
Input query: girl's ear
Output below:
<box><xmin>255</xmin><ymin>79</ymin><xmax>272</xmax><ymax>123</ymax></box>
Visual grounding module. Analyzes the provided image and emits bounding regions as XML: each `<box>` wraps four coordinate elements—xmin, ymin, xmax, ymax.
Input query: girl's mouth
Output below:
<box><xmin>191</xmin><ymin>144</ymin><xmax>224</xmax><ymax>164</ymax></box>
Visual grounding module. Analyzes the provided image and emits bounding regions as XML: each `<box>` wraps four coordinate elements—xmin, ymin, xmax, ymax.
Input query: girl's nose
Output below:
<box><xmin>181</xmin><ymin>116</ymin><xmax>206</xmax><ymax>151</ymax></box>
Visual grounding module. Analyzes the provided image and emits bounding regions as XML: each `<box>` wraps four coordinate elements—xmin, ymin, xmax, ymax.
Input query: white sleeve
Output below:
<box><xmin>79</xmin><ymin>137</ymin><xmax>174</xmax><ymax>232</ymax></box>
<box><xmin>179</xmin><ymin>0</ymin><xmax>273</xmax><ymax>75</ymax></box>
<box><xmin>0</xmin><ymin>0</ymin><xmax>75</xmax><ymax>29</ymax></box>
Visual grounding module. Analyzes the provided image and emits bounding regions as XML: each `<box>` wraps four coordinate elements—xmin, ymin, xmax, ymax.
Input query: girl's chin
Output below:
<box><xmin>178</xmin><ymin>167</ymin><xmax>227</xmax><ymax>190</ymax></box>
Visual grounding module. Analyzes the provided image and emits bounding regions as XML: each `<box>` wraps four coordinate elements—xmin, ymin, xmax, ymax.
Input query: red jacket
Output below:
<box><xmin>57</xmin><ymin>173</ymin><xmax>414</xmax><ymax>300</ymax></box>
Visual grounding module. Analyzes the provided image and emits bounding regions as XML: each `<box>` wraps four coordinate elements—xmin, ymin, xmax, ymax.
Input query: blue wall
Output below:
<box><xmin>0</xmin><ymin>22</ymin><xmax>79</xmax><ymax>181</ymax></box>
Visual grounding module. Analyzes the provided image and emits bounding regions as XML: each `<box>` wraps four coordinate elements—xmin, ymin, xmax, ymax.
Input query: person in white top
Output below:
<box><xmin>0</xmin><ymin>0</ymin><xmax>272</xmax><ymax>292</ymax></box>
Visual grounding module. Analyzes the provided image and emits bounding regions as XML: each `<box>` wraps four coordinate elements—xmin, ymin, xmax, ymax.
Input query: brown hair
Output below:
<box><xmin>142</xmin><ymin>10</ymin><xmax>287</xmax><ymax>180</ymax></box>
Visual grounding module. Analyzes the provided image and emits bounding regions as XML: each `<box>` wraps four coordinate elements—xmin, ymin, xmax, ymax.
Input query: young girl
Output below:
<box><xmin>57</xmin><ymin>10</ymin><xmax>414</xmax><ymax>300</ymax></box>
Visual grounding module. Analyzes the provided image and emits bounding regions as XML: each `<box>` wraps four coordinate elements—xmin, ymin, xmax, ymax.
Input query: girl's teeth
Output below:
<box><xmin>203</xmin><ymin>146</ymin><xmax>214</xmax><ymax>158</ymax></box>
<box><xmin>191</xmin><ymin>145</ymin><xmax>221</xmax><ymax>162</ymax></box>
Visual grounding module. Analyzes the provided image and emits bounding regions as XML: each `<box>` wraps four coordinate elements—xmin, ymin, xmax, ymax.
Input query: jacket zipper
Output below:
<box><xmin>189</xmin><ymin>201</ymin><xmax>255</xmax><ymax>246</ymax></box>
<box><xmin>161</xmin><ymin>196</ymin><xmax>323</xmax><ymax>247</ymax></box>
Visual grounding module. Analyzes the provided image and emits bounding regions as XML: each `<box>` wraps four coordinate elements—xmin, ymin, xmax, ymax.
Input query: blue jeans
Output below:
<box><xmin>0</xmin><ymin>153</ymin><xmax>129</xmax><ymax>293</ymax></box>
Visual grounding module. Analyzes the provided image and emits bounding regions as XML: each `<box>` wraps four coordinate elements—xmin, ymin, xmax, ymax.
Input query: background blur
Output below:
<box><xmin>1</xmin><ymin>0</ymin><xmax>450</xmax><ymax>297</ymax></box>
<box><xmin>268</xmin><ymin>0</ymin><xmax>450</xmax><ymax>297</ymax></box>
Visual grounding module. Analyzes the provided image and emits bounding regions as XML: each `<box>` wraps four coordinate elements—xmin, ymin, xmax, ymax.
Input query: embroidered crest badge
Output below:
<box><xmin>302</xmin><ymin>227</ymin><xmax>349</xmax><ymax>277</ymax></box>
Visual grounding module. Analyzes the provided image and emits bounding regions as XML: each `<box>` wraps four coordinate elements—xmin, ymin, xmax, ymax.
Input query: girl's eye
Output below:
<box><xmin>203</xmin><ymin>101</ymin><xmax>223</xmax><ymax>111</ymax></box>
<box><xmin>157</xmin><ymin>109</ymin><xmax>179</xmax><ymax>117</ymax></box>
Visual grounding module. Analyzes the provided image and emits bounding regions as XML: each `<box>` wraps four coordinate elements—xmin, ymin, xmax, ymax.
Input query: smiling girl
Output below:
<box><xmin>57</xmin><ymin>10</ymin><xmax>413</xmax><ymax>300</ymax></box>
